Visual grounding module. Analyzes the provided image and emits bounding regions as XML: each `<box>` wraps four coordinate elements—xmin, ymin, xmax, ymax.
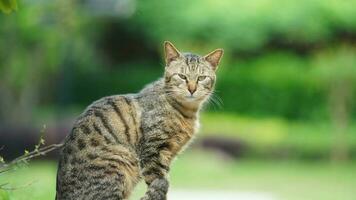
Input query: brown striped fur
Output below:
<box><xmin>55</xmin><ymin>41</ymin><xmax>223</xmax><ymax>200</ymax></box>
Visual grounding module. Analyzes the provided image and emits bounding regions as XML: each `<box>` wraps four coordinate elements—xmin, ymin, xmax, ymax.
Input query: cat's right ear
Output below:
<box><xmin>164</xmin><ymin>41</ymin><xmax>181</xmax><ymax>65</ymax></box>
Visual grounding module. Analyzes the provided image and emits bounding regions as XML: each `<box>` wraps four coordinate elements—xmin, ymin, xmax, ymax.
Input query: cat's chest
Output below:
<box><xmin>164</xmin><ymin>116</ymin><xmax>198</xmax><ymax>147</ymax></box>
<box><xmin>141</xmin><ymin>102</ymin><xmax>199</xmax><ymax>145</ymax></box>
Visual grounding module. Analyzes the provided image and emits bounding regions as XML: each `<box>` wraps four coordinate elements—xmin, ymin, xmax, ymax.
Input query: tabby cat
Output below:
<box><xmin>55</xmin><ymin>41</ymin><xmax>223</xmax><ymax>200</ymax></box>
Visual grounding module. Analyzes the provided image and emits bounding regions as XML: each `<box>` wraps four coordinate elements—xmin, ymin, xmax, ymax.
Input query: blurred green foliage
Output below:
<box><xmin>201</xmin><ymin>113</ymin><xmax>356</xmax><ymax>159</ymax></box>
<box><xmin>1</xmin><ymin>0</ymin><xmax>356</xmax><ymax>120</ymax></box>
<box><xmin>0</xmin><ymin>0</ymin><xmax>17</xmax><ymax>14</ymax></box>
<box><xmin>131</xmin><ymin>0</ymin><xmax>356</xmax><ymax>51</ymax></box>
<box><xmin>0</xmin><ymin>0</ymin><xmax>356</xmax><ymax>160</ymax></box>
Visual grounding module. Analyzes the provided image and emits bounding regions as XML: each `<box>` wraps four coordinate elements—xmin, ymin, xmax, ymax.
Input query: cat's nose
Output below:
<box><xmin>187</xmin><ymin>83</ymin><xmax>197</xmax><ymax>95</ymax></box>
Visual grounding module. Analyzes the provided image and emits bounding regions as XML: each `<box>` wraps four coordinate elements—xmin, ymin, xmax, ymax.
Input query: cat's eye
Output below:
<box><xmin>197</xmin><ymin>76</ymin><xmax>207</xmax><ymax>81</ymax></box>
<box><xmin>178</xmin><ymin>74</ymin><xmax>187</xmax><ymax>80</ymax></box>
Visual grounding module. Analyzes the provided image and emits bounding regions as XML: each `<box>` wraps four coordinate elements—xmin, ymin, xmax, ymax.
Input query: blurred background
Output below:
<box><xmin>1</xmin><ymin>0</ymin><xmax>356</xmax><ymax>199</ymax></box>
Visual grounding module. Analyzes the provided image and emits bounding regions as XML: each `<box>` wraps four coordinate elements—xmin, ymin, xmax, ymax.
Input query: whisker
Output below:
<box><xmin>205</xmin><ymin>91</ymin><xmax>223</xmax><ymax>110</ymax></box>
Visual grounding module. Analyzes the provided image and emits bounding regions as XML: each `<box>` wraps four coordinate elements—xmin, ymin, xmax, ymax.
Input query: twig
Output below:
<box><xmin>0</xmin><ymin>143</ymin><xmax>63</xmax><ymax>174</ymax></box>
<box><xmin>0</xmin><ymin>124</ymin><xmax>64</xmax><ymax>191</ymax></box>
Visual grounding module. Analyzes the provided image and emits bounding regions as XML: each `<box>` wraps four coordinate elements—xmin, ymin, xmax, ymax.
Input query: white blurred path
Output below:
<box><xmin>168</xmin><ymin>190</ymin><xmax>277</xmax><ymax>200</ymax></box>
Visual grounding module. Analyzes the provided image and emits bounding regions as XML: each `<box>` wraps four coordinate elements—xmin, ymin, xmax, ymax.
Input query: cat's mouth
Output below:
<box><xmin>184</xmin><ymin>94</ymin><xmax>204</xmax><ymax>102</ymax></box>
<box><xmin>185</xmin><ymin>94</ymin><xmax>196</xmax><ymax>99</ymax></box>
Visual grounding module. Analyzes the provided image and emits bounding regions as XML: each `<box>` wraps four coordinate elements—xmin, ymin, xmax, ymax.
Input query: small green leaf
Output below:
<box><xmin>0</xmin><ymin>189</ymin><xmax>9</xmax><ymax>200</ymax></box>
<box><xmin>40</xmin><ymin>138</ymin><xmax>45</xmax><ymax>145</ymax></box>
<box><xmin>0</xmin><ymin>0</ymin><xmax>18</xmax><ymax>14</ymax></box>
<box><xmin>24</xmin><ymin>150</ymin><xmax>29</xmax><ymax>155</ymax></box>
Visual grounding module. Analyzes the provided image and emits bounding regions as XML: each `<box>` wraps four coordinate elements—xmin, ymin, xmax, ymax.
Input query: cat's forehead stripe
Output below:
<box><xmin>183</xmin><ymin>53</ymin><xmax>202</xmax><ymax>73</ymax></box>
<box><xmin>184</xmin><ymin>53</ymin><xmax>199</xmax><ymax>62</ymax></box>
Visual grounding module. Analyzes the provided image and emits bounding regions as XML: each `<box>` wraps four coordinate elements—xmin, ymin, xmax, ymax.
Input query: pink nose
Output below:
<box><xmin>188</xmin><ymin>83</ymin><xmax>197</xmax><ymax>95</ymax></box>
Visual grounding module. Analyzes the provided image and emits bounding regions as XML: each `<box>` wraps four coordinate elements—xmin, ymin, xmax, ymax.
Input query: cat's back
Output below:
<box><xmin>60</xmin><ymin>80</ymin><xmax>165</xmax><ymax>165</ymax></box>
<box><xmin>56</xmin><ymin>94</ymin><xmax>142</xmax><ymax>200</ymax></box>
<box><xmin>75</xmin><ymin>94</ymin><xmax>142</xmax><ymax>146</ymax></box>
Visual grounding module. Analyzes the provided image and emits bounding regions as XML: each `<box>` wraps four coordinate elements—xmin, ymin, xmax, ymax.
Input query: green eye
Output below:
<box><xmin>198</xmin><ymin>76</ymin><xmax>207</xmax><ymax>81</ymax></box>
<box><xmin>178</xmin><ymin>74</ymin><xmax>187</xmax><ymax>80</ymax></box>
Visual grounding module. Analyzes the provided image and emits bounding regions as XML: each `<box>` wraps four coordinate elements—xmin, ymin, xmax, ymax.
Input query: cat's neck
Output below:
<box><xmin>166</xmin><ymin>94</ymin><xmax>200</xmax><ymax>119</ymax></box>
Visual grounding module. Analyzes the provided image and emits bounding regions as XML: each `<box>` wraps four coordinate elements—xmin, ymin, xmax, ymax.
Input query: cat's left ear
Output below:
<box><xmin>204</xmin><ymin>49</ymin><xmax>224</xmax><ymax>71</ymax></box>
<box><xmin>164</xmin><ymin>41</ymin><xmax>181</xmax><ymax>65</ymax></box>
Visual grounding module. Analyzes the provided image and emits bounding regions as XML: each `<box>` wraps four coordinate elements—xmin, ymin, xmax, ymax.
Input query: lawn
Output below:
<box><xmin>201</xmin><ymin>113</ymin><xmax>356</xmax><ymax>159</ymax></box>
<box><xmin>1</xmin><ymin>150</ymin><xmax>356</xmax><ymax>200</ymax></box>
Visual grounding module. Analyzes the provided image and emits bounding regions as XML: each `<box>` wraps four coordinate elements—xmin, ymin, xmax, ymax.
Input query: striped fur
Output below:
<box><xmin>56</xmin><ymin>41</ymin><xmax>223</xmax><ymax>200</ymax></box>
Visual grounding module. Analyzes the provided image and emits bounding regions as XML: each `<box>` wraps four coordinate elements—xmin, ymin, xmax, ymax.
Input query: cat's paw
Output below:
<box><xmin>140</xmin><ymin>197</ymin><xmax>149</xmax><ymax>200</ymax></box>
<box><xmin>140</xmin><ymin>195</ymin><xmax>166</xmax><ymax>200</ymax></box>
<box><xmin>140</xmin><ymin>194</ymin><xmax>166</xmax><ymax>200</ymax></box>
<box><xmin>140</xmin><ymin>178</ymin><xmax>169</xmax><ymax>200</ymax></box>
<box><xmin>150</xmin><ymin>178</ymin><xmax>169</xmax><ymax>194</ymax></box>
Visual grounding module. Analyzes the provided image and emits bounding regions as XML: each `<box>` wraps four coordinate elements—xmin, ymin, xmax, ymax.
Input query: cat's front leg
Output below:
<box><xmin>139</xmin><ymin>148</ymin><xmax>171</xmax><ymax>200</ymax></box>
<box><xmin>140</xmin><ymin>178</ymin><xmax>169</xmax><ymax>200</ymax></box>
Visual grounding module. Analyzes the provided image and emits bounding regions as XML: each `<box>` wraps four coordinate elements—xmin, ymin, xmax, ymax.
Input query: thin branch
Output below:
<box><xmin>0</xmin><ymin>124</ymin><xmax>63</xmax><ymax>191</ymax></box>
<box><xmin>0</xmin><ymin>143</ymin><xmax>63</xmax><ymax>174</ymax></box>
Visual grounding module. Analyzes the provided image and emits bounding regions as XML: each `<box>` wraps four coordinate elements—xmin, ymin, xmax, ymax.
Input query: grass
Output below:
<box><xmin>2</xmin><ymin>112</ymin><xmax>356</xmax><ymax>199</ymax></box>
<box><xmin>201</xmin><ymin>113</ymin><xmax>356</xmax><ymax>159</ymax></box>
<box><xmin>1</xmin><ymin>150</ymin><xmax>356</xmax><ymax>200</ymax></box>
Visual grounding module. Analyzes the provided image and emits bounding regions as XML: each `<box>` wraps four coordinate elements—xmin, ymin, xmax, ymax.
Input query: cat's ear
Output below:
<box><xmin>204</xmin><ymin>49</ymin><xmax>224</xmax><ymax>70</ymax></box>
<box><xmin>164</xmin><ymin>41</ymin><xmax>181</xmax><ymax>65</ymax></box>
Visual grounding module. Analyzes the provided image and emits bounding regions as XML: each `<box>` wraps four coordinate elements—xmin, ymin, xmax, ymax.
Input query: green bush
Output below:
<box><xmin>216</xmin><ymin>52</ymin><xmax>327</xmax><ymax>119</ymax></box>
<box><xmin>1</xmin><ymin>0</ymin><xmax>356</xmax><ymax>122</ymax></box>
<box><xmin>131</xmin><ymin>0</ymin><xmax>356</xmax><ymax>51</ymax></box>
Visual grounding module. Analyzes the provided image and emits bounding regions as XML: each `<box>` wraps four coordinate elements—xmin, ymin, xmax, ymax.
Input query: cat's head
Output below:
<box><xmin>163</xmin><ymin>41</ymin><xmax>223</xmax><ymax>106</ymax></box>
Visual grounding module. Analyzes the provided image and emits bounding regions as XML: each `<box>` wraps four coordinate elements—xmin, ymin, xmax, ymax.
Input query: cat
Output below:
<box><xmin>55</xmin><ymin>41</ymin><xmax>223</xmax><ymax>200</ymax></box>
